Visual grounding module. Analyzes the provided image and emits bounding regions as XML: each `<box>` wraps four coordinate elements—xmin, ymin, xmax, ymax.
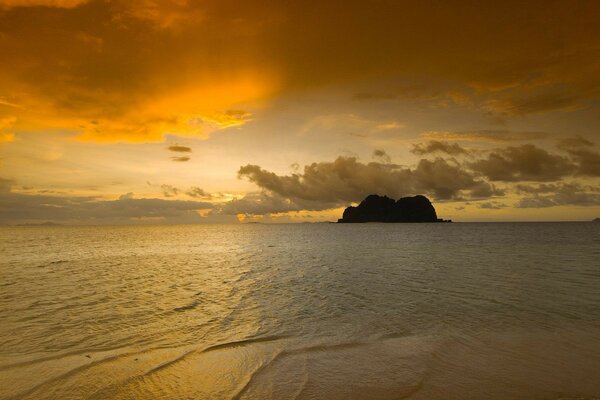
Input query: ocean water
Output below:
<box><xmin>1</xmin><ymin>222</ymin><xmax>600</xmax><ymax>400</ymax></box>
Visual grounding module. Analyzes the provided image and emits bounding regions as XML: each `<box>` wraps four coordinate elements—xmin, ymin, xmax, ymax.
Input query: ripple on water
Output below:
<box><xmin>1</xmin><ymin>223</ymin><xmax>600</xmax><ymax>399</ymax></box>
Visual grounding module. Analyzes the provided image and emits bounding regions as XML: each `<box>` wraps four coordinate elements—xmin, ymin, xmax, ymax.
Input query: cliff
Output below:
<box><xmin>337</xmin><ymin>194</ymin><xmax>450</xmax><ymax>223</ymax></box>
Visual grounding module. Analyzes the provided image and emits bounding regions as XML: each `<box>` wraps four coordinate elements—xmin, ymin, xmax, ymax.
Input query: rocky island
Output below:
<box><xmin>338</xmin><ymin>194</ymin><xmax>451</xmax><ymax>223</ymax></box>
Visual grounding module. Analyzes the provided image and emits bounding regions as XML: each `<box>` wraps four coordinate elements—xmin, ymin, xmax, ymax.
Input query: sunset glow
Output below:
<box><xmin>1</xmin><ymin>0</ymin><xmax>599</xmax><ymax>224</ymax></box>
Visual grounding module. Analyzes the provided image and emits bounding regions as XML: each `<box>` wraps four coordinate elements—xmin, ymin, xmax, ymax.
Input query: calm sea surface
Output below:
<box><xmin>1</xmin><ymin>223</ymin><xmax>600</xmax><ymax>400</ymax></box>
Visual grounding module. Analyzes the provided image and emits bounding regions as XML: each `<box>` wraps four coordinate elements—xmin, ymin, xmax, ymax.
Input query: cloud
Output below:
<box><xmin>515</xmin><ymin>183</ymin><xmax>564</xmax><ymax>194</ymax></box>
<box><xmin>423</xmin><ymin>130</ymin><xmax>550</xmax><ymax>143</ymax></box>
<box><xmin>186</xmin><ymin>186</ymin><xmax>211</xmax><ymax>199</ymax></box>
<box><xmin>372</xmin><ymin>149</ymin><xmax>391</xmax><ymax>163</ymax></box>
<box><xmin>119</xmin><ymin>192</ymin><xmax>135</xmax><ymax>200</ymax></box>
<box><xmin>0</xmin><ymin>177</ymin><xmax>13</xmax><ymax>192</ymax></box>
<box><xmin>565</xmin><ymin>148</ymin><xmax>600</xmax><ymax>177</ymax></box>
<box><xmin>109</xmin><ymin>0</ymin><xmax>204</xmax><ymax>29</ymax></box>
<box><xmin>168</xmin><ymin>145</ymin><xmax>192</xmax><ymax>153</ymax></box>
<box><xmin>411</xmin><ymin>140</ymin><xmax>468</xmax><ymax>156</ymax></box>
<box><xmin>300</xmin><ymin>113</ymin><xmax>403</xmax><ymax>138</ymax></box>
<box><xmin>167</xmin><ymin>144</ymin><xmax>192</xmax><ymax>161</ymax></box>
<box><xmin>557</xmin><ymin>136</ymin><xmax>600</xmax><ymax>177</ymax></box>
<box><xmin>0</xmin><ymin>2</ymin><xmax>273</xmax><ymax>143</ymax></box>
<box><xmin>469</xmin><ymin>144</ymin><xmax>575</xmax><ymax>182</ymax></box>
<box><xmin>0</xmin><ymin>116</ymin><xmax>16</xmax><ymax>142</ymax></box>
<box><xmin>484</xmin><ymin>91</ymin><xmax>582</xmax><ymax>116</ymax></box>
<box><xmin>0</xmin><ymin>0</ymin><xmax>88</xmax><ymax>9</ymax></box>
<box><xmin>1</xmin><ymin>1</ymin><xmax>599</xmax><ymax>144</ymax></box>
<box><xmin>160</xmin><ymin>184</ymin><xmax>179</xmax><ymax>197</ymax></box>
<box><xmin>218</xmin><ymin>192</ymin><xmax>303</xmax><ymax>216</ymax></box>
<box><xmin>479</xmin><ymin>201</ymin><xmax>508</xmax><ymax>209</ymax></box>
<box><xmin>238</xmin><ymin>155</ymin><xmax>501</xmax><ymax>211</ymax></box>
<box><xmin>0</xmin><ymin>182</ymin><xmax>213</xmax><ymax>224</ymax></box>
<box><xmin>189</xmin><ymin>109</ymin><xmax>252</xmax><ymax>130</ymax></box>
<box><xmin>0</xmin><ymin>132</ymin><xmax>14</xmax><ymax>142</ymax></box>
<box><xmin>515</xmin><ymin>183</ymin><xmax>600</xmax><ymax>208</ymax></box>
<box><xmin>412</xmin><ymin>158</ymin><xmax>503</xmax><ymax>200</ymax></box>
<box><xmin>558</xmin><ymin>135</ymin><xmax>595</xmax><ymax>149</ymax></box>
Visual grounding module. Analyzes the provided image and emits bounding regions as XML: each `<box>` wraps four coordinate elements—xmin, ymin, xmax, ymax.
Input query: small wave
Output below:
<box><xmin>282</xmin><ymin>341</ymin><xmax>366</xmax><ymax>356</ymax></box>
<box><xmin>203</xmin><ymin>335</ymin><xmax>290</xmax><ymax>353</ymax></box>
<box><xmin>86</xmin><ymin>338</ymin><xmax>288</xmax><ymax>400</ymax></box>
<box><xmin>142</xmin><ymin>349</ymin><xmax>196</xmax><ymax>376</ymax></box>
<box><xmin>230</xmin><ymin>349</ymin><xmax>284</xmax><ymax>400</ymax></box>
<box><xmin>173</xmin><ymin>299</ymin><xmax>201</xmax><ymax>312</ymax></box>
<box><xmin>3</xmin><ymin>350</ymin><xmax>140</xmax><ymax>400</ymax></box>
<box><xmin>0</xmin><ymin>345</ymin><xmax>135</xmax><ymax>372</ymax></box>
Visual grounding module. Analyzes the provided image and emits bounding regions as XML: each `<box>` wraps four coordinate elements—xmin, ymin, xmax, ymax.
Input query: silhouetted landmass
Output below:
<box><xmin>338</xmin><ymin>194</ymin><xmax>451</xmax><ymax>223</ymax></box>
<box><xmin>17</xmin><ymin>221</ymin><xmax>63</xmax><ymax>226</ymax></box>
<box><xmin>593</xmin><ymin>218</ymin><xmax>600</xmax><ymax>223</ymax></box>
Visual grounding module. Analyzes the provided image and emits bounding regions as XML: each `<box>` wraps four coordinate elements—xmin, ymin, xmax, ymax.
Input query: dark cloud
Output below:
<box><xmin>372</xmin><ymin>149</ymin><xmax>391</xmax><ymax>163</ymax></box>
<box><xmin>411</xmin><ymin>158</ymin><xmax>479</xmax><ymax>200</ymax></box>
<box><xmin>238</xmin><ymin>156</ymin><xmax>501</xmax><ymax>209</ymax></box>
<box><xmin>160</xmin><ymin>184</ymin><xmax>179</xmax><ymax>197</ymax></box>
<box><xmin>469</xmin><ymin>144</ymin><xmax>575</xmax><ymax>182</ymax></box>
<box><xmin>557</xmin><ymin>136</ymin><xmax>600</xmax><ymax>177</ymax></box>
<box><xmin>515</xmin><ymin>183</ymin><xmax>563</xmax><ymax>194</ymax></box>
<box><xmin>469</xmin><ymin>181</ymin><xmax>505</xmax><ymax>199</ymax></box>
<box><xmin>558</xmin><ymin>135</ymin><xmax>595</xmax><ymax>149</ymax></box>
<box><xmin>168</xmin><ymin>144</ymin><xmax>192</xmax><ymax>162</ymax></box>
<box><xmin>515</xmin><ymin>183</ymin><xmax>600</xmax><ymax>208</ymax></box>
<box><xmin>168</xmin><ymin>145</ymin><xmax>192</xmax><ymax>153</ymax></box>
<box><xmin>218</xmin><ymin>192</ymin><xmax>303</xmax><ymax>216</ymax></box>
<box><xmin>565</xmin><ymin>148</ymin><xmax>600</xmax><ymax>176</ymax></box>
<box><xmin>0</xmin><ymin>185</ymin><xmax>213</xmax><ymax>225</ymax></box>
<box><xmin>411</xmin><ymin>140</ymin><xmax>468</xmax><ymax>156</ymax></box>
<box><xmin>479</xmin><ymin>201</ymin><xmax>508</xmax><ymax>209</ymax></box>
<box><xmin>186</xmin><ymin>186</ymin><xmax>211</xmax><ymax>199</ymax></box>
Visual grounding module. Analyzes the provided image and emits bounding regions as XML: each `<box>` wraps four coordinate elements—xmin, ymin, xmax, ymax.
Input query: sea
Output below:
<box><xmin>1</xmin><ymin>222</ymin><xmax>600</xmax><ymax>400</ymax></box>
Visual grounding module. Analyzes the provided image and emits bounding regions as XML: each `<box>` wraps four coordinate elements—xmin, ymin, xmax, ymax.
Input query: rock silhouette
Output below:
<box><xmin>338</xmin><ymin>194</ymin><xmax>450</xmax><ymax>223</ymax></box>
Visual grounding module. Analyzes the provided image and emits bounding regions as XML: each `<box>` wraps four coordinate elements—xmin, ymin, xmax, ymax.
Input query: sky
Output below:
<box><xmin>0</xmin><ymin>0</ymin><xmax>599</xmax><ymax>224</ymax></box>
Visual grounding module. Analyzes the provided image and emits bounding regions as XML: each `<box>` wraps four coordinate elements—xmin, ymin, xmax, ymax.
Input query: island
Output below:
<box><xmin>593</xmin><ymin>218</ymin><xmax>600</xmax><ymax>223</ymax></box>
<box><xmin>337</xmin><ymin>194</ymin><xmax>451</xmax><ymax>223</ymax></box>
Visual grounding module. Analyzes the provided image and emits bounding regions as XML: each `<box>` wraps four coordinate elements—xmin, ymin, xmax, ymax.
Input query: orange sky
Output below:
<box><xmin>1</xmin><ymin>0</ymin><xmax>599</xmax><ymax>224</ymax></box>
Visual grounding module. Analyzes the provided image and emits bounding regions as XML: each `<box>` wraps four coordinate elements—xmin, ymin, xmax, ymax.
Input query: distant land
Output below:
<box><xmin>593</xmin><ymin>218</ymin><xmax>600</xmax><ymax>223</ymax></box>
<box><xmin>338</xmin><ymin>194</ymin><xmax>451</xmax><ymax>223</ymax></box>
<box><xmin>17</xmin><ymin>222</ymin><xmax>63</xmax><ymax>227</ymax></box>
